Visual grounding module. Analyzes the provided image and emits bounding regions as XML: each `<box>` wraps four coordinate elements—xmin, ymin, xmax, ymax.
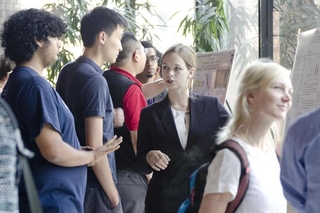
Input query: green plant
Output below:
<box><xmin>178</xmin><ymin>0</ymin><xmax>228</xmax><ymax>52</ymax></box>
<box><xmin>110</xmin><ymin>0</ymin><xmax>162</xmax><ymax>40</ymax></box>
<box><xmin>43</xmin><ymin>0</ymin><xmax>161</xmax><ymax>86</ymax></box>
<box><xmin>176</xmin><ymin>0</ymin><xmax>259</xmax><ymax>79</ymax></box>
<box><xmin>43</xmin><ymin>0</ymin><xmax>89</xmax><ymax>85</ymax></box>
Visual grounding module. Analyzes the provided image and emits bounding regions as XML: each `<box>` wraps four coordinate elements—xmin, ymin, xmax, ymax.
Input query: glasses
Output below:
<box><xmin>146</xmin><ymin>55</ymin><xmax>159</xmax><ymax>64</ymax></box>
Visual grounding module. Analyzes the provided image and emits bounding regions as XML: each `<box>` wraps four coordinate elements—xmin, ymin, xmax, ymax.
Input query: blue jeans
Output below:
<box><xmin>116</xmin><ymin>170</ymin><xmax>148</xmax><ymax>213</ymax></box>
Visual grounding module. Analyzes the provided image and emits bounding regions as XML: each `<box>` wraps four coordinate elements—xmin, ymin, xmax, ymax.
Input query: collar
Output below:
<box><xmin>77</xmin><ymin>56</ymin><xmax>103</xmax><ymax>74</ymax></box>
<box><xmin>110</xmin><ymin>66</ymin><xmax>143</xmax><ymax>87</ymax></box>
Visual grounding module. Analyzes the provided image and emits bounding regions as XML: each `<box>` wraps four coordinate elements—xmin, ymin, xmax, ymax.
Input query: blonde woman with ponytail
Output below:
<box><xmin>199</xmin><ymin>59</ymin><xmax>293</xmax><ymax>213</ymax></box>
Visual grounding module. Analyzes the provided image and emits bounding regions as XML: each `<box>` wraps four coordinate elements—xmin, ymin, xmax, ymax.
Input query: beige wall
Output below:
<box><xmin>0</xmin><ymin>0</ymin><xmax>22</xmax><ymax>54</ymax></box>
<box><xmin>0</xmin><ymin>0</ymin><xmax>52</xmax><ymax>54</ymax></box>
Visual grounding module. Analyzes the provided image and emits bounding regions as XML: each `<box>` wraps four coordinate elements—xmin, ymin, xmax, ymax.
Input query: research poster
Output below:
<box><xmin>285</xmin><ymin>28</ymin><xmax>320</xmax><ymax>133</ymax></box>
<box><xmin>193</xmin><ymin>49</ymin><xmax>235</xmax><ymax>105</ymax></box>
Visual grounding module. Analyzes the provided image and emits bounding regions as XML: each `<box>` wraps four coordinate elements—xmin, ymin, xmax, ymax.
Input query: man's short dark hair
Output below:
<box><xmin>81</xmin><ymin>6</ymin><xmax>128</xmax><ymax>48</ymax></box>
<box><xmin>141</xmin><ymin>41</ymin><xmax>162</xmax><ymax>65</ymax></box>
<box><xmin>115</xmin><ymin>32</ymin><xmax>140</xmax><ymax>64</ymax></box>
<box><xmin>1</xmin><ymin>8</ymin><xmax>67</xmax><ymax>64</ymax></box>
<box><xmin>141</xmin><ymin>41</ymin><xmax>155</xmax><ymax>49</ymax></box>
<box><xmin>141</xmin><ymin>40</ymin><xmax>163</xmax><ymax>73</ymax></box>
<box><xmin>0</xmin><ymin>55</ymin><xmax>14</xmax><ymax>80</ymax></box>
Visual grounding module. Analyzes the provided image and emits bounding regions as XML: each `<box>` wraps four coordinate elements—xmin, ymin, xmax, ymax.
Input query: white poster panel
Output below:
<box><xmin>285</xmin><ymin>28</ymin><xmax>320</xmax><ymax>133</ymax></box>
<box><xmin>193</xmin><ymin>49</ymin><xmax>235</xmax><ymax>105</ymax></box>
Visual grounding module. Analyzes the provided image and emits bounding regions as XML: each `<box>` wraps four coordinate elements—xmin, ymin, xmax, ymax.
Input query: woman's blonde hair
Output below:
<box><xmin>161</xmin><ymin>43</ymin><xmax>196</xmax><ymax>89</ymax></box>
<box><xmin>217</xmin><ymin>58</ymin><xmax>291</xmax><ymax>146</ymax></box>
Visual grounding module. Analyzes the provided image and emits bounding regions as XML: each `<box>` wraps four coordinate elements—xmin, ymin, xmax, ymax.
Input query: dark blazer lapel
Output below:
<box><xmin>156</xmin><ymin>96</ymin><xmax>181</xmax><ymax>143</ymax></box>
<box><xmin>186</xmin><ymin>93</ymin><xmax>202</xmax><ymax>149</ymax></box>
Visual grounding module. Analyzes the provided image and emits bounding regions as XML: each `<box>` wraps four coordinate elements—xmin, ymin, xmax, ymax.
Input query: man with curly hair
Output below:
<box><xmin>56</xmin><ymin>6</ymin><xmax>128</xmax><ymax>213</ymax></box>
<box><xmin>1</xmin><ymin>8</ymin><xmax>122</xmax><ymax>213</ymax></box>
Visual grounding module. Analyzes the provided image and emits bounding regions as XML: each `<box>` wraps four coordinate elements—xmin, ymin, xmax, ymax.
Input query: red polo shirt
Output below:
<box><xmin>110</xmin><ymin>66</ymin><xmax>147</xmax><ymax>131</ymax></box>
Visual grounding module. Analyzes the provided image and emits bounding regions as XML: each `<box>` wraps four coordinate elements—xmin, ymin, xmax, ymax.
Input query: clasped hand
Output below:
<box><xmin>146</xmin><ymin>150</ymin><xmax>170</xmax><ymax>171</ymax></box>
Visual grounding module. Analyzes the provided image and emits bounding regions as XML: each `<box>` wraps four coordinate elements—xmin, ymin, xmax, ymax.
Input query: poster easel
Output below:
<box><xmin>193</xmin><ymin>49</ymin><xmax>235</xmax><ymax>105</ymax></box>
<box><xmin>285</xmin><ymin>28</ymin><xmax>320</xmax><ymax>133</ymax></box>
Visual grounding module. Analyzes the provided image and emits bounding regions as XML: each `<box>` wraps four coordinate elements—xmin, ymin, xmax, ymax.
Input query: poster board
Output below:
<box><xmin>192</xmin><ymin>49</ymin><xmax>235</xmax><ymax>105</ymax></box>
<box><xmin>285</xmin><ymin>28</ymin><xmax>320</xmax><ymax>133</ymax></box>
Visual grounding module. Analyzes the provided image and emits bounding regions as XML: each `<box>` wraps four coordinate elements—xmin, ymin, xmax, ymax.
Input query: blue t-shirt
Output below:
<box><xmin>56</xmin><ymin>56</ymin><xmax>117</xmax><ymax>183</ymax></box>
<box><xmin>281</xmin><ymin>107</ymin><xmax>320</xmax><ymax>213</ymax></box>
<box><xmin>1</xmin><ymin>66</ymin><xmax>86</xmax><ymax>213</ymax></box>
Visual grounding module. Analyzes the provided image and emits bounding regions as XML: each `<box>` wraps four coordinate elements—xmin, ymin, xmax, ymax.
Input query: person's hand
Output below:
<box><xmin>146</xmin><ymin>173</ymin><xmax>153</xmax><ymax>183</ymax></box>
<box><xmin>113</xmin><ymin>108</ymin><xmax>124</xmax><ymax>128</ymax></box>
<box><xmin>146</xmin><ymin>150</ymin><xmax>170</xmax><ymax>171</ymax></box>
<box><xmin>88</xmin><ymin>135</ymin><xmax>122</xmax><ymax>166</ymax></box>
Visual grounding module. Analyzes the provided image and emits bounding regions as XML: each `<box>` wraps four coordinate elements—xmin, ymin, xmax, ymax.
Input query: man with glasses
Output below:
<box><xmin>137</xmin><ymin>41</ymin><xmax>167</xmax><ymax>104</ymax></box>
<box><xmin>103</xmin><ymin>32</ymin><xmax>148</xmax><ymax>213</ymax></box>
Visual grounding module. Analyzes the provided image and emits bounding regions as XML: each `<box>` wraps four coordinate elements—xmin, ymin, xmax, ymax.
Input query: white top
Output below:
<box><xmin>204</xmin><ymin>137</ymin><xmax>286</xmax><ymax>213</ymax></box>
<box><xmin>171</xmin><ymin>108</ymin><xmax>189</xmax><ymax>150</ymax></box>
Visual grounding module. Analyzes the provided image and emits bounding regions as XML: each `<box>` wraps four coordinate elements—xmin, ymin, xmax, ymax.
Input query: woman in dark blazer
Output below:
<box><xmin>136</xmin><ymin>44</ymin><xmax>230</xmax><ymax>213</ymax></box>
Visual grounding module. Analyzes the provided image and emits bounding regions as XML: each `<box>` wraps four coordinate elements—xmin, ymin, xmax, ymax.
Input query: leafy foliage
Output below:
<box><xmin>43</xmin><ymin>0</ymin><xmax>161</xmax><ymax>86</ymax></box>
<box><xmin>43</xmin><ymin>0</ymin><xmax>90</xmax><ymax>85</ymax></box>
<box><xmin>178</xmin><ymin>0</ymin><xmax>228</xmax><ymax>52</ymax></box>
<box><xmin>177</xmin><ymin>0</ymin><xmax>259</xmax><ymax>78</ymax></box>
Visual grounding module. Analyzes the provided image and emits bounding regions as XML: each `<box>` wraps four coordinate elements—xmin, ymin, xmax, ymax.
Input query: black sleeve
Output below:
<box><xmin>217</xmin><ymin>99</ymin><xmax>230</xmax><ymax>128</ymax></box>
<box><xmin>136</xmin><ymin>107</ymin><xmax>153</xmax><ymax>174</ymax></box>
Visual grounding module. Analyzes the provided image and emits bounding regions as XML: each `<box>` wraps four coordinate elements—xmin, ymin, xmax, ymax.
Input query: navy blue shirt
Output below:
<box><xmin>2</xmin><ymin>66</ymin><xmax>86</xmax><ymax>213</ymax></box>
<box><xmin>56</xmin><ymin>56</ymin><xmax>117</xmax><ymax>183</ymax></box>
